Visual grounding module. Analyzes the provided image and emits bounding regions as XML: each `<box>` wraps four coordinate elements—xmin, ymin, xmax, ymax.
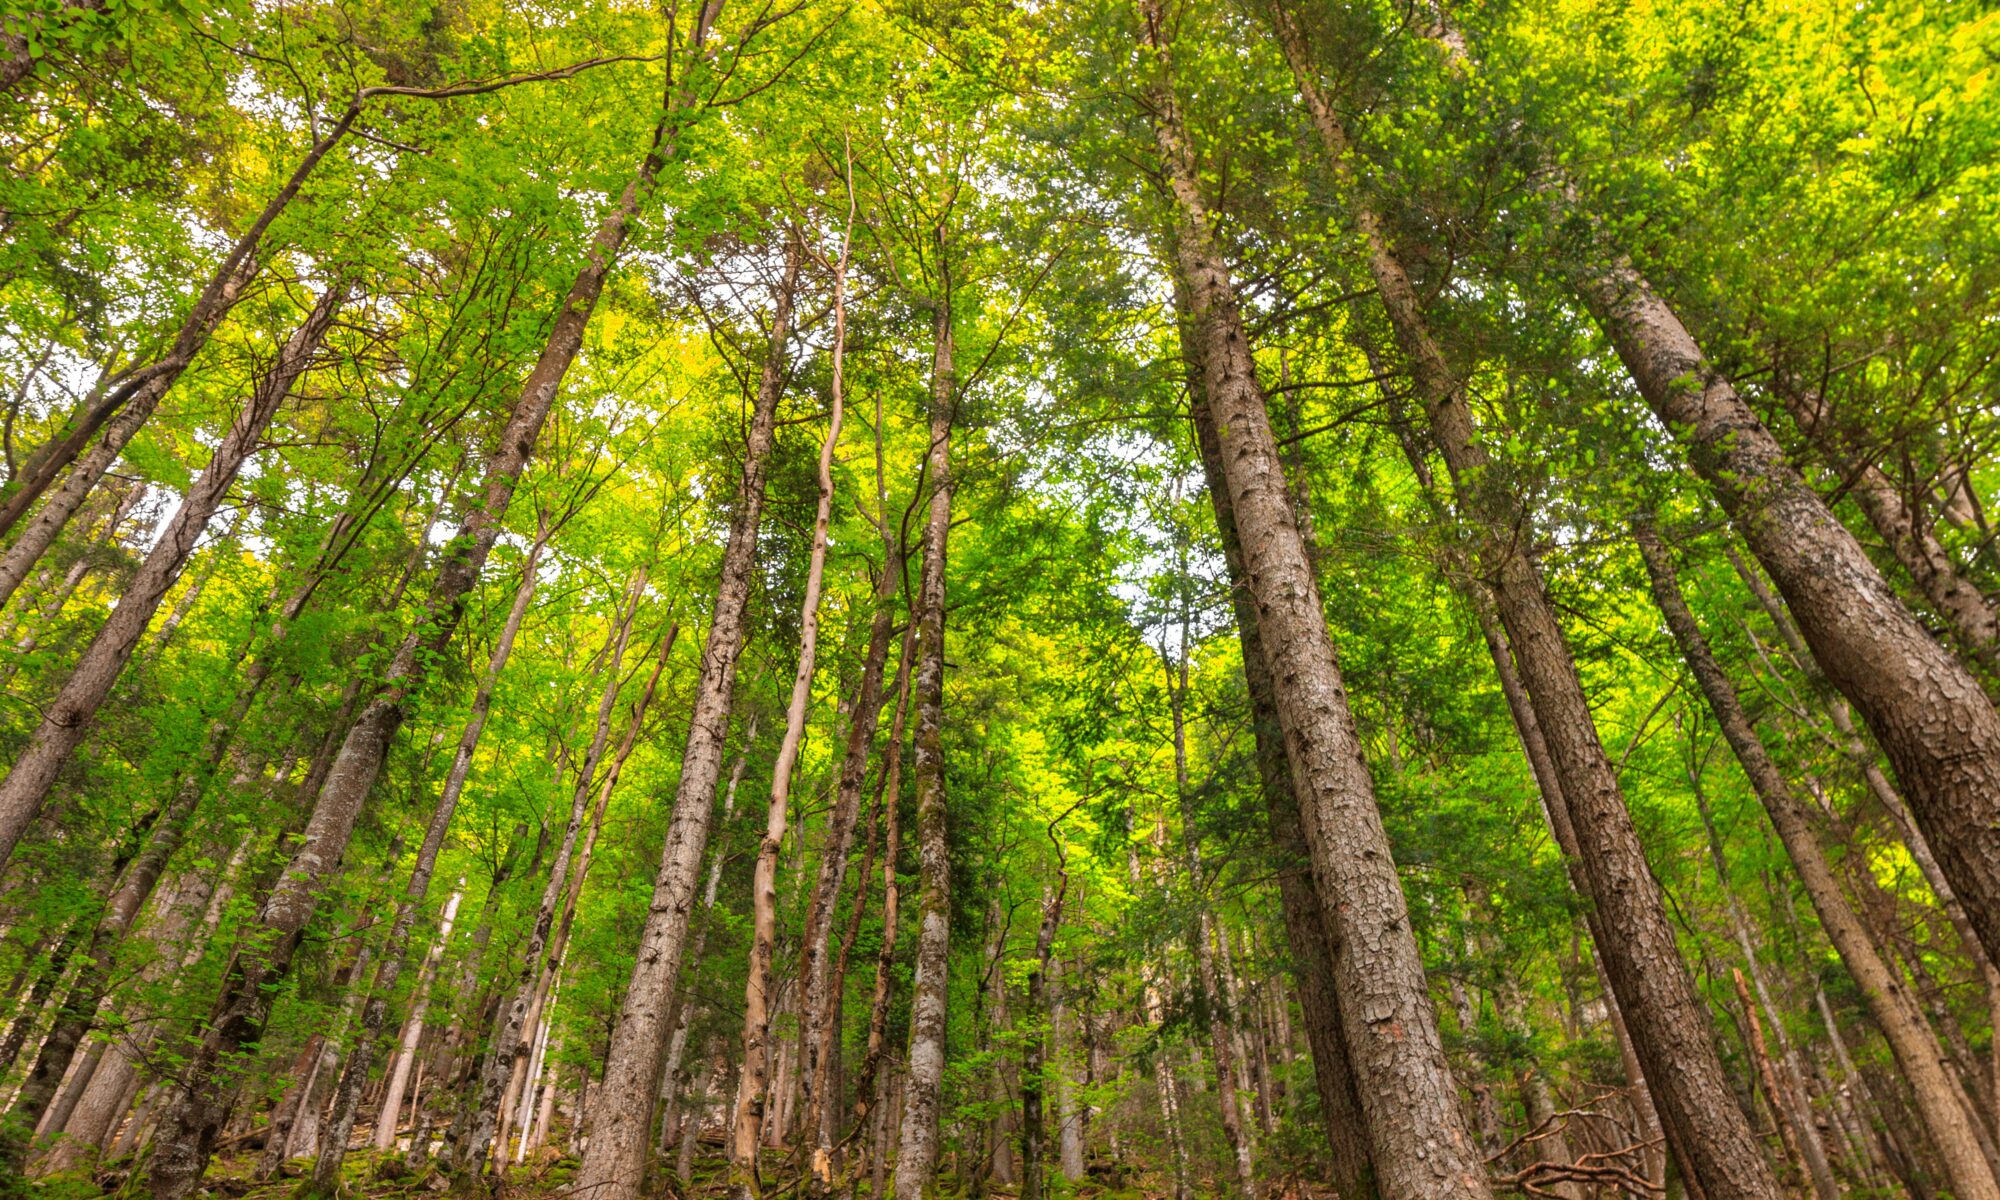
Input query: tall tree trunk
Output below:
<box><xmin>0</xmin><ymin>283</ymin><xmax>345</xmax><ymax>870</ymax></box>
<box><xmin>1565</xmin><ymin>171</ymin><xmax>2000</xmax><ymax>978</ymax></box>
<box><xmin>1188</xmin><ymin>384</ymin><xmax>1374</xmax><ymax>1197</ymax></box>
<box><xmin>1637</xmin><ymin>522</ymin><xmax>2000</xmax><ymax>1199</ymax></box>
<box><xmin>141</xmin><ymin>45</ymin><xmax>684</xmax><ymax>1194</ymax></box>
<box><xmin>732</xmin><ymin>226</ymin><xmax>848</xmax><ymax>1194</ymax></box>
<box><xmin>1265</xmin><ymin>9</ymin><xmax>1778</xmax><ymax>1193</ymax></box>
<box><xmin>1140</xmin><ymin>7</ymin><xmax>1491</xmax><ymax>1196</ymax></box>
<box><xmin>567</xmin><ymin>231</ymin><xmax>800</xmax><ymax>1200</ymax></box>
<box><xmin>892</xmin><ymin>282</ymin><xmax>956</xmax><ymax>1200</ymax></box>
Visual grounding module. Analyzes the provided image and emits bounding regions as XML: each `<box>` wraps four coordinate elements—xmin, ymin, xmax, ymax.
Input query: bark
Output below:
<box><xmin>1264</xmin><ymin>8</ymin><xmax>1778</xmax><ymax>1194</ymax></box>
<box><xmin>0</xmin><ymin>283</ymin><xmax>345</xmax><ymax>871</ymax></box>
<box><xmin>892</xmin><ymin>286</ymin><xmax>956</xmax><ymax>1200</ymax></box>
<box><xmin>1141</xmin><ymin>7</ymin><xmax>1491</xmax><ymax>1195</ymax></box>
<box><xmin>1637</xmin><ymin>522</ymin><xmax>2000</xmax><ymax>1199</ymax></box>
<box><xmin>1561</xmin><ymin>190</ymin><xmax>2000</xmax><ymax>977</ymax></box>
<box><xmin>731</xmin><ymin>260</ymin><xmax>846</xmax><ymax>1191</ymax></box>
<box><xmin>1189</xmin><ymin>390</ymin><xmax>1374</xmax><ymax>1196</ymax></box>
<box><xmin>567</xmin><ymin>230</ymin><xmax>800</xmax><ymax>1200</ymax></box>
<box><xmin>1775</xmin><ymin>385</ymin><xmax>2000</xmax><ymax>667</ymax></box>
<box><xmin>142</xmin><ymin>44</ymin><xmax>678</xmax><ymax>1191</ymax></box>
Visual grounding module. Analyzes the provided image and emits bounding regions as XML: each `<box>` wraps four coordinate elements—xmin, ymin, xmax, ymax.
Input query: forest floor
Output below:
<box><xmin>42</xmin><ymin>1149</ymin><xmax>1315</xmax><ymax>1200</ymax></box>
<box><xmin>33</xmin><ymin>1148</ymin><xmax>1347</xmax><ymax>1200</ymax></box>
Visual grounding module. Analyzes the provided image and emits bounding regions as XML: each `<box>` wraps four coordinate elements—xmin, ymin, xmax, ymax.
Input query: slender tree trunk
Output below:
<box><xmin>1683</xmin><ymin>752</ymin><xmax>1839</xmax><ymax>1200</ymax></box>
<box><xmin>801</xmin><ymin>579</ymin><xmax>896</xmax><ymax>1185</ymax></box>
<box><xmin>1021</xmin><ymin>853</ymin><xmax>1073</xmax><ymax>1200</ymax></box>
<box><xmin>568</xmin><ymin>231</ymin><xmax>800</xmax><ymax>1200</ymax></box>
<box><xmin>374</xmin><ymin>888</ymin><xmax>463</xmax><ymax>1151</ymax></box>
<box><xmin>480</xmin><ymin>573</ymin><xmax>647</xmax><ymax>1171</ymax></box>
<box><xmin>1638</xmin><ymin>522</ymin><xmax>2000</xmax><ymax>1199</ymax></box>
<box><xmin>142</xmin><ymin>52</ymin><xmax>679</xmax><ymax>1194</ymax></box>
<box><xmin>1140</xmin><ymin>7</ymin><xmax>1490</xmax><ymax>1195</ymax></box>
<box><xmin>892</xmin><ymin>283</ymin><xmax>957</xmax><ymax>1200</ymax></box>
<box><xmin>732</xmin><ymin>264</ymin><xmax>846</xmax><ymax>1193</ymax></box>
<box><xmin>1775</xmin><ymin>384</ymin><xmax>2000</xmax><ymax>666</ymax></box>
<box><xmin>849</xmin><ymin>628</ymin><xmax>915</xmax><ymax>1143</ymax></box>
<box><xmin>0</xmin><ymin>283</ymin><xmax>345</xmax><ymax>871</ymax></box>
<box><xmin>1054</xmin><ymin>957</ymin><xmax>1087</xmax><ymax>1183</ymax></box>
<box><xmin>1165</xmin><ymin>628</ymin><xmax>1259</xmax><ymax>1199</ymax></box>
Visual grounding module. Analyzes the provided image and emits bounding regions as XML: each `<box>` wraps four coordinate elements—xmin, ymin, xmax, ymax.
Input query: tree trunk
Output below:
<box><xmin>374</xmin><ymin>888</ymin><xmax>463</xmax><ymax>1152</ymax></box>
<box><xmin>478</xmin><ymin>572</ymin><xmax>648</xmax><ymax>1172</ymax></box>
<box><xmin>1141</xmin><ymin>7</ymin><xmax>1491</xmax><ymax>1196</ymax></box>
<box><xmin>567</xmin><ymin>230</ymin><xmax>800</xmax><ymax>1200</ymax></box>
<box><xmin>141</xmin><ymin>51</ymin><xmax>677</xmax><ymax>1193</ymax></box>
<box><xmin>1188</xmin><ymin>391</ymin><xmax>1374</xmax><ymax>1196</ymax></box>
<box><xmin>1264</xmin><ymin>9</ymin><xmax>1780</xmax><ymax>1194</ymax></box>
<box><xmin>1638</xmin><ymin>521</ymin><xmax>2000</xmax><ymax>1199</ymax></box>
<box><xmin>1566</xmin><ymin>202</ymin><xmax>2000</xmax><ymax>976</ymax></box>
<box><xmin>732</xmin><ymin>260</ymin><xmax>846</xmax><ymax>1192</ymax></box>
<box><xmin>892</xmin><ymin>284</ymin><xmax>956</xmax><ymax>1200</ymax></box>
<box><xmin>1021</xmin><ymin>850</ymin><xmax>1074</xmax><ymax>1200</ymax></box>
<box><xmin>0</xmin><ymin>283</ymin><xmax>345</xmax><ymax>871</ymax></box>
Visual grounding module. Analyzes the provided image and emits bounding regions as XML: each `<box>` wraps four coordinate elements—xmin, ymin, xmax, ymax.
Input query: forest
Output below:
<box><xmin>0</xmin><ymin>0</ymin><xmax>1993</xmax><ymax>1197</ymax></box>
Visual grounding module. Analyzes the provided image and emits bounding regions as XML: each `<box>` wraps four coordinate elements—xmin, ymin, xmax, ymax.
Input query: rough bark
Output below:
<box><xmin>1189</xmin><ymin>384</ymin><xmax>1375</xmax><ymax>1197</ymax></box>
<box><xmin>1264</xmin><ymin>7</ymin><xmax>1778</xmax><ymax>1193</ymax></box>
<box><xmin>0</xmin><ymin>282</ymin><xmax>344</xmax><ymax>871</ymax></box>
<box><xmin>892</xmin><ymin>287</ymin><xmax>956</xmax><ymax>1200</ymax></box>
<box><xmin>1638</xmin><ymin>522</ymin><xmax>2000</xmax><ymax>1200</ymax></box>
<box><xmin>567</xmin><ymin>230</ymin><xmax>799</xmax><ymax>1200</ymax></box>
<box><xmin>1140</xmin><ymin>6</ymin><xmax>1491</xmax><ymax>1195</ymax></box>
<box><xmin>1563</xmin><ymin>198</ymin><xmax>2000</xmax><ymax>977</ymax></box>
